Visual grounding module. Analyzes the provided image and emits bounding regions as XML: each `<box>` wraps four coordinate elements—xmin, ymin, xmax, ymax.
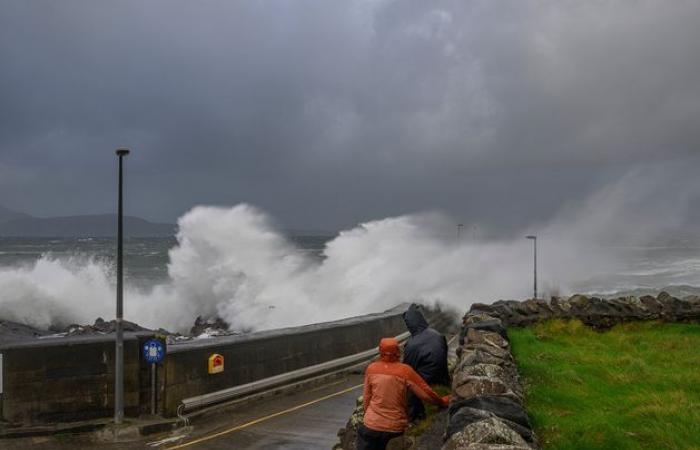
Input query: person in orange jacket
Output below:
<box><xmin>358</xmin><ymin>337</ymin><xmax>450</xmax><ymax>450</ymax></box>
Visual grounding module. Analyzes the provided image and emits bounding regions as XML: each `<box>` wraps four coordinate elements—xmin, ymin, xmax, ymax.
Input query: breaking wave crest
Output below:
<box><xmin>0</xmin><ymin>164</ymin><xmax>698</xmax><ymax>332</ymax></box>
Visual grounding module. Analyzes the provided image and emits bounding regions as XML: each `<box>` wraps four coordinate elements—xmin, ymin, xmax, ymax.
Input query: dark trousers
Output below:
<box><xmin>407</xmin><ymin>392</ymin><xmax>426</xmax><ymax>422</ymax></box>
<box><xmin>356</xmin><ymin>424</ymin><xmax>403</xmax><ymax>450</ymax></box>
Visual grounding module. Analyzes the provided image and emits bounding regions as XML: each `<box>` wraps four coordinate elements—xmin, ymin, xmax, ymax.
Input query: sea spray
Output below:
<box><xmin>0</xmin><ymin>164</ymin><xmax>697</xmax><ymax>332</ymax></box>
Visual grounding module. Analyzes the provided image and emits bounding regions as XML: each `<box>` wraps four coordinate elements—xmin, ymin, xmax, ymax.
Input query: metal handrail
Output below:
<box><xmin>180</xmin><ymin>331</ymin><xmax>410</xmax><ymax>412</ymax></box>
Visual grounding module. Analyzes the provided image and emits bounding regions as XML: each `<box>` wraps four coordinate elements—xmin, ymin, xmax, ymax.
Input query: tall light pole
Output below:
<box><xmin>457</xmin><ymin>223</ymin><xmax>464</xmax><ymax>239</ymax></box>
<box><xmin>115</xmin><ymin>148</ymin><xmax>130</xmax><ymax>425</ymax></box>
<box><xmin>526</xmin><ymin>235</ymin><xmax>537</xmax><ymax>299</ymax></box>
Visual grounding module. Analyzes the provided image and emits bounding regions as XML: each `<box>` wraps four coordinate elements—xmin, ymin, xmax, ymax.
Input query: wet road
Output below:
<box><xmin>158</xmin><ymin>375</ymin><xmax>363</xmax><ymax>450</ymax></box>
<box><xmin>2</xmin><ymin>374</ymin><xmax>363</xmax><ymax>450</ymax></box>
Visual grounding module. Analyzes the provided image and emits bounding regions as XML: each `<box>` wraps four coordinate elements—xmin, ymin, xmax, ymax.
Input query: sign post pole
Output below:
<box><xmin>142</xmin><ymin>338</ymin><xmax>165</xmax><ymax>416</ymax></box>
<box><xmin>150</xmin><ymin>362</ymin><xmax>156</xmax><ymax>415</ymax></box>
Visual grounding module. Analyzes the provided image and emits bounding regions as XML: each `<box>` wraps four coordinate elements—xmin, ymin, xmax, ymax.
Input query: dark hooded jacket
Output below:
<box><xmin>402</xmin><ymin>305</ymin><xmax>449</xmax><ymax>386</ymax></box>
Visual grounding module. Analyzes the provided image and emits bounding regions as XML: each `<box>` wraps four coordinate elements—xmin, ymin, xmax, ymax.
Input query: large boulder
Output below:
<box><xmin>453</xmin><ymin>376</ymin><xmax>517</xmax><ymax>401</ymax></box>
<box><xmin>657</xmin><ymin>291</ymin><xmax>700</xmax><ymax>321</ymax></box>
<box><xmin>442</xmin><ymin>418</ymin><xmax>530</xmax><ymax>449</ymax></box>
<box><xmin>455</xmin><ymin>364</ymin><xmax>521</xmax><ymax>396</ymax></box>
<box><xmin>462</xmin><ymin>319</ymin><xmax>508</xmax><ymax>341</ymax></box>
<box><xmin>465</xmin><ymin>328</ymin><xmax>509</xmax><ymax>349</ymax></box>
<box><xmin>446</xmin><ymin>406</ymin><xmax>534</xmax><ymax>443</ymax></box>
<box><xmin>639</xmin><ymin>295</ymin><xmax>664</xmax><ymax>314</ymax></box>
<box><xmin>448</xmin><ymin>396</ymin><xmax>530</xmax><ymax>429</ymax></box>
<box><xmin>549</xmin><ymin>296</ymin><xmax>571</xmax><ymax>315</ymax></box>
<box><xmin>468</xmin><ymin>303</ymin><xmax>499</xmax><ymax>315</ymax></box>
<box><xmin>566</xmin><ymin>296</ymin><xmax>630</xmax><ymax>329</ymax></box>
<box><xmin>456</xmin><ymin>345</ymin><xmax>514</xmax><ymax>370</ymax></box>
<box><xmin>444</xmin><ymin>444</ymin><xmax>532</xmax><ymax>450</ymax></box>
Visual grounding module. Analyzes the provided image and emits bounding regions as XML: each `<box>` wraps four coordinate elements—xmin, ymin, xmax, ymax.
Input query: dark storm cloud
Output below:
<box><xmin>0</xmin><ymin>1</ymin><xmax>699</xmax><ymax>230</ymax></box>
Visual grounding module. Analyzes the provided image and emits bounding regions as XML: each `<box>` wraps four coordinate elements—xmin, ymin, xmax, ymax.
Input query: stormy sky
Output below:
<box><xmin>1</xmin><ymin>1</ymin><xmax>699</xmax><ymax>231</ymax></box>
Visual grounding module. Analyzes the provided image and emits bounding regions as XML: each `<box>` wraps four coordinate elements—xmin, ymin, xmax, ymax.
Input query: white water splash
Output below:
<box><xmin>0</xmin><ymin>165</ymin><xmax>697</xmax><ymax>332</ymax></box>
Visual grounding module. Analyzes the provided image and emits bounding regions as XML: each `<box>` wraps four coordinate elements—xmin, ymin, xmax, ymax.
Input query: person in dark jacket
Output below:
<box><xmin>402</xmin><ymin>304</ymin><xmax>449</xmax><ymax>421</ymax></box>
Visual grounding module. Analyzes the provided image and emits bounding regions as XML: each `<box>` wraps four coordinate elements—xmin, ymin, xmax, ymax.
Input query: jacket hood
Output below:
<box><xmin>403</xmin><ymin>305</ymin><xmax>429</xmax><ymax>335</ymax></box>
<box><xmin>379</xmin><ymin>337</ymin><xmax>400</xmax><ymax>362</ymax></box>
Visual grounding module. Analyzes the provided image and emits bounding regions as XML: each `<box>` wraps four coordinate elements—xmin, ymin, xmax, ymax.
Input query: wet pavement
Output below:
<box><xmin>1</xmin><ymin>374</ymin><xmax>363</xmax><ymax>450</ymax></box>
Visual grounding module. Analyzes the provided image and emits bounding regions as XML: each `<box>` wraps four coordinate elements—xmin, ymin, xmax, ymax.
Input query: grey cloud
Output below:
<box><xmin>0</xmin><ymin>0</ymin><xmax>699</xmax><ymax>230</ymax></box>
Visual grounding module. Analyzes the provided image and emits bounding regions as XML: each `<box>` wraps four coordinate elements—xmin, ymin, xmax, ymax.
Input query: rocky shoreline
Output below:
<box><xmin>0</xmin><ymin>315</ymin><xmax>239</xmax><ymax>346</ymax></box>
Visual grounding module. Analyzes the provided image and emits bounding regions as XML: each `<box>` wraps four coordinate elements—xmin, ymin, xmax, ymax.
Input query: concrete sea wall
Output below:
<box><xmin>163</xmin><ymin>306</ymin><xmax>407</xmax><ymax>415</ymax></box>
<box><xmin>0</xmin><ymin>332</ymin><xmax>154</xmax><ymax>425</ymax></box>
<box><xmin>0</xmin><ymin>306</ymin><xmax>407</xmax><ymax>426</ymax></box>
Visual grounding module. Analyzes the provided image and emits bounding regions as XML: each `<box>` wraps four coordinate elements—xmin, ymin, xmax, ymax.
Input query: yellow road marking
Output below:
<box><xmin>165</xmin><ymin>383</ymin><xmax>363</xmax><ymax>449</ymax></box>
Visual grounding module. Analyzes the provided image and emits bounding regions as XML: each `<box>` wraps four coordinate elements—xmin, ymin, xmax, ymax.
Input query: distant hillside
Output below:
<box><xmin>0</xmin><ymin>205</ymin><xmax>31</xmax><ymax>223</ymax></box>
<box><xmin>0</xmin><ymin>206</ymin><xmax>175</xmax><ymax>237</ymax></box>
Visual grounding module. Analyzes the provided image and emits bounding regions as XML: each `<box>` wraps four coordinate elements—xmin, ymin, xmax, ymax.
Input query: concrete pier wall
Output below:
<box><xmin>0</xmin><ymin>306</ymin><xmax>408</xmax><ymax>424</ymax></box>
<box><xmin>0</xmin><ymin>332</ymin><xmax>154</xmax><ymax>425</ymax></box>
<box><xmin>163</xmin><ymin>306</ymin><xmax>407</xmax><ymax>415</ymax></box>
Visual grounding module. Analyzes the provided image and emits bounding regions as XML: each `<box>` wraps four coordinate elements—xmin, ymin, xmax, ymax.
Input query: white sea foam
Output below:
<box><xmin>0</xmin><ymin>164</ymin><xmax>697</xmax><ymax>332</ymax></box>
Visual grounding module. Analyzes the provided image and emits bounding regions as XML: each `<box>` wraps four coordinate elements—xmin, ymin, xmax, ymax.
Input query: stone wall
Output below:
<box><xmin>444</xmin><ymin>292</ymin><xmax>700</xmax><ymax>450</ymax></box>
<box><xmin>445</xmin><ymin>313</ymin><xmax>536</xmax><ymax>449</ymax></box>
<box><xmin>468</xmin><ymin>292</ymin><xmax>700</xmax><ymax>330</ymax></box>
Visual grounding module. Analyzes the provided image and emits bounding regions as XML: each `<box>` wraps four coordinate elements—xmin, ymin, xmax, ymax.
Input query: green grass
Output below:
<box><xmin>508</xmin><ymin>320</ymin><xmax>700</xmax><ymax>450</ymax></box>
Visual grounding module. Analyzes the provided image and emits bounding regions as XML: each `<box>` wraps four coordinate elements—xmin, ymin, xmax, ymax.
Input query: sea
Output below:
<box><xmin>0</xmin><ymin>236</ymin><xmax>329</xmax><ymax>290</ymax></box>
<box><xmin>1</xmin><ymin>236</ymin><xmax>699</xmax><ymax>299</ymax></box>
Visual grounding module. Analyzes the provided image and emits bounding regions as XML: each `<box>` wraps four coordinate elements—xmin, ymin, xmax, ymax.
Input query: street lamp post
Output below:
<box><xmin>114</xmin><ymin>148</ymin><xmax>130</xmax><ymax>425</ymax></box>
<box><xmin>457</xmin><ymin>223</ymin><xmax>464</xmax><ymax>239</ymax></box>
<box><xmin>526</xmin><ymin>235</ymin><xmax>537</xmax><ymax>299</ymax></box>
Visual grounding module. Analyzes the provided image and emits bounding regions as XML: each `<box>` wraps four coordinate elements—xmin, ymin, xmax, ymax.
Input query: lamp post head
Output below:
<box><xmin>526</xmin><ymin>235</ymin><xmax>536</xmax><ymax>240</ymax></box>
<box><xmin>116</xmin><ymin>148</ymin><xmax>130</xmax><ymax>157</ymax></box>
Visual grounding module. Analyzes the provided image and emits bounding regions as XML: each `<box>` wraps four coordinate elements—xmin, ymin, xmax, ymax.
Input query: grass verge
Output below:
<box><xmin>509</xmin><ymin>320</ymin><xmax>700</xmax><ymax>450</ymax></box>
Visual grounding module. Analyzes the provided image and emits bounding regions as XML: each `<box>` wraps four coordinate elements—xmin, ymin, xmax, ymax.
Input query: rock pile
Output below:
<box><xmin>189</xmin><ymin>315</ymin><xmax>238</xmax><ymax>338</ymax></box>
<box><xmin>467</xmin><ymin>292</ymin><xmax>700</xmax><ymax>330</ymax></box>
<box><xmin>0</xmin><ymin>320</ymin><xmax>50</xmax><ymax>344</ymax></box>
<box><xmin>54</xmin><ymin>317</ymin><xmax>149</xmax><ymax>336</ymax></box>
<box><xmin>0</xmin><ymin>315</ymin><xmax>243</xmax><ymax>345</ymax></box>
<box><xmin>444</xmin><ymin>313</ymin><xmax>536</xmax><ymax>450</ymax></box>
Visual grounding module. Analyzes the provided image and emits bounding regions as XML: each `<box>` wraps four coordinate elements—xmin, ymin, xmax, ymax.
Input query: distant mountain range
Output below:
<box><xmin>0</xmin><ymin>205</ymin><xmax>176</xmax><ymax>237</ymax></box>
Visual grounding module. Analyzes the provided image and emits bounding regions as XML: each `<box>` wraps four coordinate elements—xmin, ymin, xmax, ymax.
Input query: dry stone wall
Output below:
<box><xmin>445</xmin><ymin>312</ymin><xmax>536</xmax><ymax>450</ymax></box>
<box><xmin>467</xmin><ymin>292</ymin><xmax>700</xmax><ymax>330</ymax></box>
<box><xmin>445</xmin><ymin>291</ymin><xmax>700</xmax><ymax>450</ymax></box>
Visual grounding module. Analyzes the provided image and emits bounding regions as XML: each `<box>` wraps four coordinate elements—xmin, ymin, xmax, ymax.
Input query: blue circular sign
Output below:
<box><xmin>143</xmin><ymin>339</ymin><xmax>165</xmax><ymax>364</ymax></box>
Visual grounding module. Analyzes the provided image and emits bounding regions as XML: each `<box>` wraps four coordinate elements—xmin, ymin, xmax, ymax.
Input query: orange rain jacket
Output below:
<box><xmin>362</xmin><ymin>337</ymin><xmax>449</xmax><ymax>433</ymax></box>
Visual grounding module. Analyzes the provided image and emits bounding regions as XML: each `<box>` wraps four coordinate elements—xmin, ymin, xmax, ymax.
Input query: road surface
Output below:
<box><xmin>155</xmin><ymin>374</ymin><xmax>363</xmax><ymax>450</ymax></box>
